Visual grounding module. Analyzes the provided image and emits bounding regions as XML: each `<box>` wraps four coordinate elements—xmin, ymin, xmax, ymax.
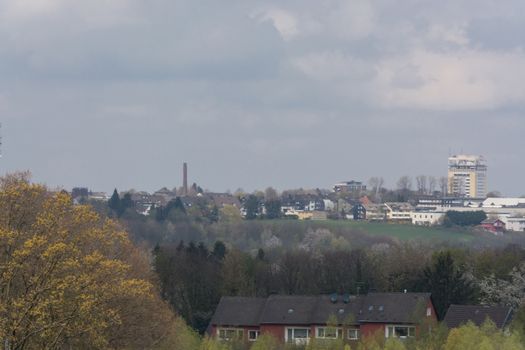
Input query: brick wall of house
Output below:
<box><xmin>360</xmin><ymin>323</ymin><xmax>385</xmax><ymax>338</ymax></box>
<box><xmin>260</xmin><ymin>324</ymin><xmax>285</xmax><ymax>341</ymax></box>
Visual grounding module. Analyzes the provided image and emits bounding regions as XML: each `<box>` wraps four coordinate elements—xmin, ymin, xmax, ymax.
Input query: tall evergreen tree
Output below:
<box><xmin>418</xmin><ymin>251</ymin><xmax>477</xmax><ymax>319</ymax></box>
<box><xmin>265</xmin><ymin>199</ymin><xmax>282</xmax><ymax>219</ymax></box>
<box><xmin>108</xmin><ymin>189</ymin><xmax>121</xmax><ymax>214</ymax></box>
<box><xmin>244</xmin><ymin>195</ymin><xmax>259</xmax><ymax>220</ymax></box>
<box><xmin>212</xmin><ymin>241</ymin><xmax>227</xmax><ymax>260</ymax></box>
<box><xmin>120</xmin><ymin>193</ymin><xmax>134</xmax><ymax>213</ymax></box>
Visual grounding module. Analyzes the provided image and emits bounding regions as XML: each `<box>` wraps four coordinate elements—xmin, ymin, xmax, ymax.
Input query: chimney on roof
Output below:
<box><xmin>183</xmin><ymin>162</ymin><xmax>188</xmax><ymax>196</ymax></box>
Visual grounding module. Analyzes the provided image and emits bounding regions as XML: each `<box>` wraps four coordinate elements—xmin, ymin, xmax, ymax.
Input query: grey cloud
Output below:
<box><xmin>1</xmin><ymin>0</ymin><xmax>525</xmax><ymax>195</ymax></box>
<box><xmin>468</xmin><ymin>18</ymin><xmax>525</xmax><ymax>50</ymax></box>
<box><xmin>0</xmin><ymin>0</ymin><xmax>284</xmax><ymax>81</ymax></box>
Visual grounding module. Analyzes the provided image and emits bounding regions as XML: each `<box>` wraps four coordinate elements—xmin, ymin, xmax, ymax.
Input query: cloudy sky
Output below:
<box><xmin>1</xmin><ymin>0</ymin><xmax>524</xmax><ymax>195</ymax></box>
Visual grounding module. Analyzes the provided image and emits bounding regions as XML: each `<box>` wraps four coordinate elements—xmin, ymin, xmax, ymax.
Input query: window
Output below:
<box><xmin>248</xmin><ymin>330</ymin><xmax>260</xmax><ymax>341</ymax></box>
<box><xmin>286</xmin><ymin>327</ymin><xmax>311</xmax><ymax>345</ymax></box>
<box><xmin>385</xmin><ymin>325</ymin><xmax>415</xmax><ymax>339</ymax></box>
<box><xmin>218</xmin><ymin>328</ymin><xmax>244</xmax><ymax>341</ymax></box>
<box><xmin>426</xmin><ymin>307</ymin><xmax>432</xmax><ymax>317</ymax></box>
<box><xmin>316</xmin><ymin>327</ymin><xmax>343</xmax><ymax>339</ymax></box>
<box><xmin>348</xmin><ymin>328</ymin><xmax>360</xmax><ymax>340</ymax></box>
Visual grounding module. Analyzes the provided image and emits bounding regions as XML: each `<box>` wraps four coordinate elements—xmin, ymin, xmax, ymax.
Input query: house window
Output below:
<box><xmin>426</xmin><ymin>307</ymin><xmax>432</xmax><ymax>317</ymax></box>
<box><xmin>286</xmin><ymin>327</ymin><xmax>311</xmax><ymax>345</ymax></box>
<box><xmin>348</xmin><ymin>328</ymin><xmax>360</xmax><ymax>340</ymax></box>
<box><xmin>385</xmin><ymin>325</ymin><xmax>415</xmax><ymax>339</ymax></box>
<box><xmin>218</xmin><ymin>328</ymin><xmax>244</xmax><ymax>341</ymax></box>
<box><xmin>316</xmin><ymin>327</ymin><xmax>343</xmax><ymax>339</ymax></box>
<box><xmin>248</xmin><ymin>330</ymin><xmax>260</xmax><ymax>341</ymax></box>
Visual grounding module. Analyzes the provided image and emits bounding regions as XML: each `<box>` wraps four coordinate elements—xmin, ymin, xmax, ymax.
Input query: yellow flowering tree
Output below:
<box><xmin>0</xmin><ymin>173</ymin><xmax>177</xmax><ymax>349</ymax></box>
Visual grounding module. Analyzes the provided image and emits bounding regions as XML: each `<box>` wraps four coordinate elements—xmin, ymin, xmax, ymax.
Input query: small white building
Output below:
<box><xmin>384</xmin><ymin>202</ymin><xmax>413</xmax><ymax>221</ymax></box>
<box><xmin>505</xmin><ymin>217</ymin><xmax>525</xmax><ymax>232</ymax></box>
<box><xmin>410</xmin><ymin>211</ymin><xmax>445</xmax><ymax>226</ymax></box>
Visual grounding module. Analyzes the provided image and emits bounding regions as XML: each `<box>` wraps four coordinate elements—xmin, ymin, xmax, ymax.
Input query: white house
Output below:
<box><xmin>410</xmin><ymin>211</ymin><xmax>445</xmax><ymax>226</ymax></box>
<box><xmin>505</xmin><ymin>217</ymin><xmax>525</xmax><ymax>232</ymax></box>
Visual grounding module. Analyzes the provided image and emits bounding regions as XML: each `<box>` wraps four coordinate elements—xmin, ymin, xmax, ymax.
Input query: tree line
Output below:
<box><xmin>153</xmin><ymin>239</ymin><xmax>525</xmax><ymax>334</ymax></box>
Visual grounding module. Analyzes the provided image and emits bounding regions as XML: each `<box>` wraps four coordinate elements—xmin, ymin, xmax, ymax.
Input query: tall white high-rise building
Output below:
<box><xmin>447</xmin><ymin>155</ymin><xmax>487</xmax><ymax>198</ymax></box>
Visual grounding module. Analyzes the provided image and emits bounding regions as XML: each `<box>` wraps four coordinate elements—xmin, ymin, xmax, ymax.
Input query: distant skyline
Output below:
<box><xmin>1</xmin><ymin>1</ymin><xmax>524</xmax><ymax>196</ymax></box>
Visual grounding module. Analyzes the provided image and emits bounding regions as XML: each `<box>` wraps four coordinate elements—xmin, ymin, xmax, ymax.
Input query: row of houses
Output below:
<box><xmin>74</xmin><ymin>185</ymin><xmax>525</xmax><ymax>232</ymax></box>
<box><xmin>410</xmin><ymin>197</ymin><xmax>525</xmax><ymax>232</ymax></box>
<box><xmin>348</xmin><ymin>197</ymin><xmax>525</xmax><ymax>233</ymax></box>
<box><xmin>209</xmin><ymin>293</ymin><xmax>512</xmax><ymax>345</ymax></box>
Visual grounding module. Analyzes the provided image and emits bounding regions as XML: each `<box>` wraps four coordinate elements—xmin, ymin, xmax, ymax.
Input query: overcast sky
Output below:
<box><xmin>1</xmin><ymin>0</ymin><xmax>524</xmax><ymax>195</ymax></box>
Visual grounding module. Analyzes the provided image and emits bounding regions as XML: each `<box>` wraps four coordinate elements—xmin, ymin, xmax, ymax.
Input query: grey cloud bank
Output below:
<box><xmin>1</xmin><ymin>0</ymin><xmax>524</xmax><ymax>195</ymax></box>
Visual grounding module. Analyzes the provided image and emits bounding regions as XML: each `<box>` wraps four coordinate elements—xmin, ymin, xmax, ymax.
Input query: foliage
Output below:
<box><xmin>383</xmin><ymin>339</ymin><xmax>406</xmax><ymax>350</ymax></box>
<box><xmin>356</xmin><ymin>330</ymin><xmax>384</xmax><ymax>350</ymax></box>
<box><xmin>265</xmin><ymin>199</ymin><xmax>282</xmax><ymax>219</ymax></box>
<box><xmin>220</xmin><ymin>205</ymin><xmax>243</xmax><ymax>223</ymax></box>
<box><xmin>108</xmin><ymin>188</ymin><xmax>121</xmax><ymax>213</ymax></box>
<box><xmin>444</xmin><ymin>211</ymin><xmax>487</xmax><ymax>227</ymax></box>
<box><xmin>479</xmin><ymin>262</ymin><xmax>525</xmax><ymax>309</ymax></box>
<box><xmin>443</xmin><ymin>320</ymin><xmax>524</xmax><ymax>350</ymax></box>
<box><xmin>306</xmin><ymin>338</ymin><xmax>345</xmax><ymax>350</ymax></box>
<box><xmin>108</xmin><ymin>188</ymin><xmax>134</xmax><ymax>217</ymax></box>
<box><xmin>245</xmin><ymin>195</ymin><xmax>260</xmax><ymax>220</ymax></box>
<box><xmin>0</xmin><ymin>174</ymin><xmax>178</xmax><ymax>349</ymax></box>
<box><xmin>153</xmin><ymin>197</ymin><xmax>187</xmax><ymax>221</ymax></box>
<box><xmin>416</xmin><ymin>251</ymin><xmax>478</xmax><ymax>319</ymax></box>
<box><xmin>165</xmin><ymin>321</ymin><xmax>523</xmax><ymax>350</ymax></box>
<box><xmin>511</xmin><ymin>304</ymin><xmax>525</xmax><ymax>335</ymax></box>
<box><xmin>154</xmin><ymin>241</ymin><xmax>223</xmax><ymax>333</ymax></box>
<box><xmin>250</xmin><ymin>334</ymin><xmax>281</xmax><ymax>350</ymax></box>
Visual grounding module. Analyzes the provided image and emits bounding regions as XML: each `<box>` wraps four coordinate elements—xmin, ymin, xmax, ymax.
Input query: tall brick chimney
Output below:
<box><xmin>183</xmin><ymin>162</ymin><xmax>188</xmax><ymax>196</ymax></box>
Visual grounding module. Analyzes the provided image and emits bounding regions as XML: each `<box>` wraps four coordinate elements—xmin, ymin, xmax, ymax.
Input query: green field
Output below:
<box><xmin>317</xmin><ymin>220</ymin><xmax>475</xmax><ymax>242</ymax></box>
<box><xmin>258</xmin><ymin>219</ymin><xmax>525</xmax><ymax>248</ymax></box>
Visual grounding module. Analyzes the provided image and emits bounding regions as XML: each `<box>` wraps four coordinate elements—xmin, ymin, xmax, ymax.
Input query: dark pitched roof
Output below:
<box><xmin>259</xmin><ymin>295</ymin><xmax>318</xmax><ymax>325</ymax></box>
<box><xmin>210</xmin><ymin>297</ymin><xmax>266</xmax><ymax>327</ymax></box>
<box><xmin>310</xmin><ymin>295</ymin><xmax>361</xmax><ymax>325</ymax></box>
<box><xmin>443</xmin><ymin>305</ymin><xmax>513</xmax><ymax>329</ymax></box>
<box><xmin>357</xmin><ymin>293</ymin><xmax>431</xmax><ymax>324</ymax></box>
<box><xmin>211</xmin><ymin>293</ymin><xmax>433</xmax><ymax>327</ymax></box>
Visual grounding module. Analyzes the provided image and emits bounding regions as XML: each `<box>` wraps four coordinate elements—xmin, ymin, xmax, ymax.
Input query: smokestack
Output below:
<box><xmin>183</xmin><ymin>162</ymin><xmax>188</xmax><ymax>196</ymax></box>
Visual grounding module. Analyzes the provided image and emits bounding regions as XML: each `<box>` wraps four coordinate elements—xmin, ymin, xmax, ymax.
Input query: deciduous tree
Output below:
<box><xmin>0</xmin><ymin>174</ymin><xmax>177</xmax><ymax>349</ymax></box>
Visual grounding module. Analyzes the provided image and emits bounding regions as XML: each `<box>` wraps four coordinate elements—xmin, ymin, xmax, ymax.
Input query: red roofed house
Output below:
<box><xmin>209</xmin><ymin>293</ymin><xmax>437</xmax><ymax>345</ymax></box>
<box><xmin>480</xmin><ymin>218</ymin><xmax>506</xmax><ymax>234</ymax></box>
